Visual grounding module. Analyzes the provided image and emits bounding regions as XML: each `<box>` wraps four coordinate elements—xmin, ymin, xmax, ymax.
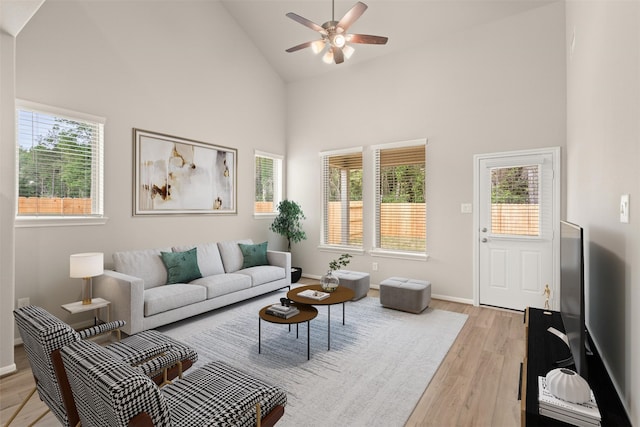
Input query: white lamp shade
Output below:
<box><xmin>70</xmin><ymin>253</ymin><xmax>104</xmax><ymax>278</ymax></box>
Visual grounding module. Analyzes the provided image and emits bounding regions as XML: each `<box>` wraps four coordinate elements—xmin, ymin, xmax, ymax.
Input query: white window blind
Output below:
<box><xmin>374</xmin><ymin>143</ymin><xmax>426</xmax><ymax>253</ymax></box>
<box><xmin>490</xmin><ymin>165</ymin><xmax>540</xmax><ymax>236</ymax></box>
<box><xmin>321</xmin><ymin>149</ymin><xmax>363</xmax><ymax>248</ymax></box>
<box><xmin>254</xmin><ymin>151</ymin><xmax>283</xmax><ymax>214</ymax></box>
<box><xmin>16</xmin><ymin>101</ymin><xmax>104</xmax><ymax>217</ymax></box>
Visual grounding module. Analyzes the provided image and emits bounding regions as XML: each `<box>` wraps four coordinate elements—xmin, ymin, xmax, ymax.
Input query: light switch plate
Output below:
<box><xmin>461</xmin><ymin>203</ymin><xmax>472</xmax><ymax>214</ymax></box>
<box><xmin>620</xmin><ymin>194</ymin><xmax>629</xmax><ymax>223</ymax></box>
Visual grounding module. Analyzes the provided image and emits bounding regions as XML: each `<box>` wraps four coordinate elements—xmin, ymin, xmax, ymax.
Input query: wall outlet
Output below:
<box><xmin>17</xmin><ymin>297</ymin><xmax>30</xmax><ymax>308</ymax></box>
<box><xmin>372</xmin><ymin>262</ymin><xmax>378</xmax><ymax>271</ymax></box>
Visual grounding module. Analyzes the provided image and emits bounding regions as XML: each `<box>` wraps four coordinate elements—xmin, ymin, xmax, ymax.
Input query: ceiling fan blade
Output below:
<box><xmin>286</xmin><ymin>12</ymin><xmax>328</xmax><ymax>35</ymax></box>
<box><xmin>337</xmin><ymin>1</ymin><xmax>367</xmax><ymax>32</ymax></box>
<box><xmin>332</xmin><ymin>46</ymin><xmax>344</xmax><ymax>64</ymax></box>
<box><xmin>286</xmin><ymin>41</ymin><xmax>316</xmax><ymax>53</ymax></box>
<box><xmin>348</xmin><ymin>34</ymin><xmax>388</xmax><ymax>45</ymax></box>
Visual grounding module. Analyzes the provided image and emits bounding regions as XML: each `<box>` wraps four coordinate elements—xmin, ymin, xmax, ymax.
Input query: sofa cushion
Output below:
<box><xmin>217</xmin><ymin>239</ymin><xmax>253</xmax><ymax>273</ymax></box>
<box><xmin>173</xmin><ymin>243</ymin><xmax>225</xmax><ymax>277</ymax></box>
<box><xmin>161</xmin><ymin>248</ymin><xmax>202</xmax><ymax>285</ymax></box>
<box><xmin>113</xmin><ymin>247</ymin><xmax>172</xmax><ymax>289</ymax></box>
<box><xmin>189</xmin><ymin>274</ymin><xmax>252</xmax><ymax>299</ymax></box>
<box><xmin>237</xmin><ymin>265</ymin><xmax>286</xmax><ymax>286</ymax></box>
<box><xmin>144</xmin><ymin>284</ymin><xmax>206</xmax><ymax>316</ymax></box>
<box><xmin>238</xmin><ymin>241</ymin><xmax>269</xmax><ymax>268</ymax></box>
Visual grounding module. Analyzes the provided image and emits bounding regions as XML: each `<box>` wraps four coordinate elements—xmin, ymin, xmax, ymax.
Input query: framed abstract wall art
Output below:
<box><xmin>133</xmin><ymin>129</ymin><xmax>237</xmax><ymax>215</ymax></box>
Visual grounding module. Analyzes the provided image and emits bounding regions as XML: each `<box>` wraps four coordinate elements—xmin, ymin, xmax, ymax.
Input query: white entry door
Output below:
<box><xmin>475</xmin><ymin>148</ymin><xmax>559</xmax><ymax>311</ymax></box>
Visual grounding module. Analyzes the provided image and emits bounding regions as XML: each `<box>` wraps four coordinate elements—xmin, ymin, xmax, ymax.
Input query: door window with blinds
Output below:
<box><xmin>321</xmin><ymin>149</ymin><xmax>363</xmax><ymax>249</ymax></box>
<box><xmin>374</xmin><ymin>141</ymin><xmax>426</xmax><ymax>253</ymax></box>
<box><xmin>490</xmin><ymin>165</ymin><xmax>540</xmax><ymax>236</ymax></box>
<box><xmin>16</xmin><ymin>101</ymin><xmax>104</xmax><ymax>218</ymax></box>
<box><xmin>254</xmin><ymin>151</ymin><xmax>283</xmax><ymax>215</ymax></box>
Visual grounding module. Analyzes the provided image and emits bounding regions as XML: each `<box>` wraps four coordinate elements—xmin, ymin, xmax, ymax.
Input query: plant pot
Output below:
<box><xmin>291</xmin><ymin>267</ymin><xmax>302</xmax><ymax>283</ymax></box>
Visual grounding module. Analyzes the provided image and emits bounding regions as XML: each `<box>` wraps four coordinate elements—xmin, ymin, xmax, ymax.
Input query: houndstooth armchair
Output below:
<box><xmin>62</xmin><ymin>339</ymin><xmax>287</xmax><ymax>427</ymax></box>
<box><xmin>9</xmin><ymin>305</ymin><xmax>198</xmax><ymax>426</ymax></box>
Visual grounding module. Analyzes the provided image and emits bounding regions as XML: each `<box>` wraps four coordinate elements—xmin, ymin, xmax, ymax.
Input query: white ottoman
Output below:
<box><xmin>379</xmin><ymin>277</ymin><xmax>431</xmax><ymax>313</ymax></box>
<box><xmin>333</xmin><ymin>270</ymin><xmax>370</xmax><ymax>301</ymax></box>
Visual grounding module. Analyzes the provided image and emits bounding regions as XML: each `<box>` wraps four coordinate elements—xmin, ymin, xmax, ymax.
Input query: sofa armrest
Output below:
<box><xmin>93</xmin><ymin>270</ymin><xmax>145</xmax><ymax>335</ymax></box>
<box><xmin>267</xmin><ymin>250</ymin><xmax>291</xmax><ymax>284</ymax></box>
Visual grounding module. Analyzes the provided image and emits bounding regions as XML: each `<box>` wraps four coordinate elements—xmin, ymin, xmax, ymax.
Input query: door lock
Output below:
<box><xmin>481</xmin><ymin>227</ymin><xmax>487</xmax><ymax>232</ymax></box>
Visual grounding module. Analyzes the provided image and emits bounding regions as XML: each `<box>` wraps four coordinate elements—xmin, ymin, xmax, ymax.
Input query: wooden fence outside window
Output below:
<box><xmin>18</xmin><ymin>197</ymin><xmax>92</xmax><ymax>215</ymax></box>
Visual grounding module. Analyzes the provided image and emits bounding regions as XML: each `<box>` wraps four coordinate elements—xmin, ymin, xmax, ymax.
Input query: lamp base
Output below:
<box><xmin>82</xmin><ymin>277</ymin><xmax>93</xmax><ymax>305</ymax></box>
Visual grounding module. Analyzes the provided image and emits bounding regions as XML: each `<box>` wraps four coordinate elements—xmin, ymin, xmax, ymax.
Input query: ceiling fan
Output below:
<box><xmin>285</xmin><ymin>1</ymin><xmax>388</xmax><ymax>65</ymax></box>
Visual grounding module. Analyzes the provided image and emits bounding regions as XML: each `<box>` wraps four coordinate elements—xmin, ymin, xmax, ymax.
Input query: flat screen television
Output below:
<box><xmin>559</xmin><ymin>220</ymin><xmax>588</xmax><ymax>380</ymax></box>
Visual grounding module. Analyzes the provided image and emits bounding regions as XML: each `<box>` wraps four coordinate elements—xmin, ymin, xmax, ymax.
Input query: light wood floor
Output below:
<box><xmin>0</xmin><ymin>286</ymin><xmax>524</xmax><ymax>426</ymax></box>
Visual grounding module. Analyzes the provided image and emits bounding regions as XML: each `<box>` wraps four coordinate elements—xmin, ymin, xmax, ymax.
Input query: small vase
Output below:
<box><xmin>320</xmin><ymin>270</ymin><xmax>339</xmax><ymax>292</ymax></box>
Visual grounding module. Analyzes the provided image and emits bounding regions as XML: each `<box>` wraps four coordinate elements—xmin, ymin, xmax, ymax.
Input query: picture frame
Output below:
<box><xmin>133</xmin><ymin>128</ymin><xmax>237</xmax><ymax>215</ymax></box>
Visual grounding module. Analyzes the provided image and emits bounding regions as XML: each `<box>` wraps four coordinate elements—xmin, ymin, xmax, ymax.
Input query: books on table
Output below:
<box><xmin>266</xmin><ymin>304</ymin><xmax>300</xmax><ymax>319</ymax></box>
<box><xmin>297</xmin><ymin>289</ymin><xmax>330</xmax><ymax>301</ymax></box>
<box><xmin>538</xmin><ymin>376</ymin><xmax>601</xmax><ymax>427</ymax></box>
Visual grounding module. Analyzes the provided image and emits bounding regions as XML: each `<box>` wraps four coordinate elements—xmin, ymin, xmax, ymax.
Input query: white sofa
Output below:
<box><xmin>94</xmin><ymin>239</ymin><xmax>291</xmax><ymax>335</ymax></box>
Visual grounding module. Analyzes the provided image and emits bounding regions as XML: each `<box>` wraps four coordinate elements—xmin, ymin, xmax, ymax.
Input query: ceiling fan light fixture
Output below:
<box><xmin>332</xmin><ymin>33</ymin><xmax>346</xmax><ymax>48</ymax></box>
<box><xmin>311</xmin><ymin>40</ymin><xmax>326</xmax><ymax>54</ymax></box>
<box><xmin>323</xmin><ymin>49</ymin><xmax>334</xmax><ymax>64</ymax></box>
<box><xmin>343</xmin><ymin>44</ymin><xmax>355</xmax><ymax>59</ymax></box>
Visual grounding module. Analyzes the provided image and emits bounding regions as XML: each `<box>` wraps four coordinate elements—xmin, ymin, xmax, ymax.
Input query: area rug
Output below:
<box><xmin>159</xmin><ymin>289</ymin><xmax>468</xmax><ymax>427</ymax></box>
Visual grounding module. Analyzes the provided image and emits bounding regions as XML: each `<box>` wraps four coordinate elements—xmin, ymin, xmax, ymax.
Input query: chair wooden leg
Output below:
<box><xmin>256</xmin><ymin>402</ymin><xmax>261</xmax><ymax>427</ymax></box>
<box><xmin>159</xmin><ymin>368</ymin><xmax>172</xmax><ymax>387</ymax></box>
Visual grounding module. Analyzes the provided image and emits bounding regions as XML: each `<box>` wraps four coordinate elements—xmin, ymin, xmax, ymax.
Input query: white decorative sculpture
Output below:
<box><xmin>545</xmin><ymin>368</ymin><xmax>591</xmax><ymax>404</ymax></box>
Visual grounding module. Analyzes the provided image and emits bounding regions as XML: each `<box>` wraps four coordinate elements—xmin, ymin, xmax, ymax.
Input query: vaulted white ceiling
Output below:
<box><xmin>220</xmin><ymin>0</ymin><xmax>556</xmax><ymax>83</ymax></box>
<box><xmin>1</xmin><ymin>0</ymin><xmax>555</xmax><ymax>83</ymax></box>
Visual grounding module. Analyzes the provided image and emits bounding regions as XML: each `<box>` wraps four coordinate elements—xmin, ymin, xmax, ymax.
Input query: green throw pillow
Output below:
<box><xmin>161</xmin><ymin>247</ymin><xmax>202</xmax><ymax>284</ymax></box>
<box><xmin>238</xmin><ymin>241</ymin><xmax>269</xmax><ymax>269</ymax></box>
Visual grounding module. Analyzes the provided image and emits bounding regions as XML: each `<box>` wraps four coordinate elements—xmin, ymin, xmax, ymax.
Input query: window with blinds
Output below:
<box><xmin>254</xmin><ymin>151</ymin><xmax>283</xmax><ymax>214</ymax></box>
<box><xmin>374</xmin><ymin>143</ymin><xmax>426</xmax><ymax>253</ymax></box>
<box><xmin>16</xmin><ymin>101</ymin><xmax>104</xmax><ymax>217</ymax></box>
<box><xmin>490</xmin><ymin>165</ymin><xmax>540</xmax><ymax>236</ymax></box>
<box><xmin>321</xmin><ymin>149</ymin><xmax>363</xmax><ymax>248</ymax></box>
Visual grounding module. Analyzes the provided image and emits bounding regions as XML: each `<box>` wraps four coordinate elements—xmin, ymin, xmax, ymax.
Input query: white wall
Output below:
<box><xmin>0</xmin><ymin>31</ymin><xmax>17</xmax><ymax>376</ymax></box>
<box><xmin>11</xmin><ymin>0</ymin><xmax>286</xmax><ymax>332</ymax></box>
<box><xmin>286</xmin><ymin>2</ymin><xmax>566</xmax><ymax>301</ymax></box>
<box><xmin>0</xmin><ymin>0</ymin><xmax>44</xmax><ymax>379</ymax></box>
<box><xmin>565</xmin><ymin>1</ymin><xmax>640</xmax><ymax>424</ymax></box>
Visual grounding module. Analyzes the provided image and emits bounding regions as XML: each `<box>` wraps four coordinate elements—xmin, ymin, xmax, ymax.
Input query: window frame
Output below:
<box><xmin>253</xmin><ymin>150</ymin><xmax>283</xmax><ymax>217</ymax></box>
<box><xmin>371</xmin><ymin>138</ymin><xmax>428</xmax><ymax>261</ymax></box>
<box><xmin>319</xmin><ymin>146</ymin><xmax>364</xmax><ymax>254</ymax></box>
<box><xmin>15</xmin><ymin>100</ymin><xmax>107</xmax><ymax>228</ymax></box>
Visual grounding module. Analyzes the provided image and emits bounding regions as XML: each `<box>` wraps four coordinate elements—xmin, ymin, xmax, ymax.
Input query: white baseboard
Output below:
<box><xmin>431</xmin><ymin>294</ymin><xmax>474</xmax><ymax>305</ymax></box>
<box><xmin>0</xmin><ymin>363</ymin><xmax>17</xmax><ymax>377</ymax></box>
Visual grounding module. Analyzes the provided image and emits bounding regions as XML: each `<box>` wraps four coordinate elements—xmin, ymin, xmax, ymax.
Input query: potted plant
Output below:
<box><xmin>321</xmin><ymin>253</ymin><xmax>352</xmax><ymax>292</ymax></box>
<box><xmin>270</xmin><ymin>200</ymin><xmax>307</xmax><ymax>283</ymax></box>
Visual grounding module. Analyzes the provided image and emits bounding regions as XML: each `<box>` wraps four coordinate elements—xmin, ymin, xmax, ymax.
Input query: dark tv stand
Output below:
<box><xmin>520</xmin><ymin>307</ymin><xmax>630</xmax><ymax>426</ymax></box>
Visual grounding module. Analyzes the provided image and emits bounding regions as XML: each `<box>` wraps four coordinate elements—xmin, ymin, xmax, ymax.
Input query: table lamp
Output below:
<box><xmin>70</xmin><ymin>252</ymin><xmax>104</xmax><ymax>305</ymax></box>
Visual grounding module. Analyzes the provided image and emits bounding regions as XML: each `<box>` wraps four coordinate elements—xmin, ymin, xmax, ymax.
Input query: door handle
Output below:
<box><xmin>481</xmin><ymin>227</ymin><xmax>487</xmax><ymax>233</ymax></box>
<box><xmin>481</xmin><ymin>238</ymin><xmax>488</xmax><ymax>243</ymax></box>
